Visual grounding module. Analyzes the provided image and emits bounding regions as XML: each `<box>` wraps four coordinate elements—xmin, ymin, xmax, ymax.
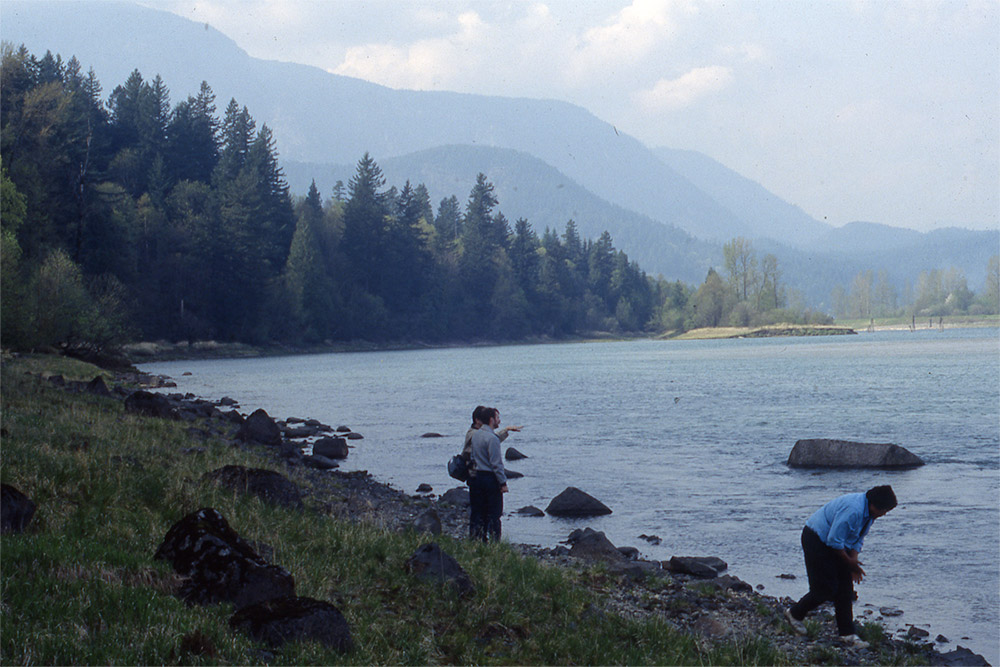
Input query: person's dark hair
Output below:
<box><xmin>481</xmin><ymin>407</ymin><xmax>498</xmax><ymax>423</ymax></box>
<box><xmin>866</xmin><ymin>485</ymin><xmax>897</xmax><ymax>511</ymax></box>
<box><xmin>471</xmin><ymin>405</ymin><xmax>488</xmax><ymax>427</ymax></box>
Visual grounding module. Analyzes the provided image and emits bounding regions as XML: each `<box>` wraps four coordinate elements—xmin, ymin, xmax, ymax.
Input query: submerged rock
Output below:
<box><xmin>668</xmin><ymin>556</ymin><xmax>728</xmax><ymax>578</ymax></box>
<box><xmin>787</xmin><ymin>439</ymin><xmax>924</xmax><ymax>468</ymax></box>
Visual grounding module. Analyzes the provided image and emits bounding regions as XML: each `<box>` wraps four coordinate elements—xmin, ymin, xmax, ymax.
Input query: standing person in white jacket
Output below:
<box><xmin>468</xmin><ymin>407</ymin><xmax>509</xmax><ymax>542</ymax></box>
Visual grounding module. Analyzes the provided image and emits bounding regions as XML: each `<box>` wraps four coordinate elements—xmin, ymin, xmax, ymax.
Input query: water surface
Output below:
<box><xmin>143</xmin><ymin>328</ymin><xmax>1000</xmax><ymax>663</ymax></box>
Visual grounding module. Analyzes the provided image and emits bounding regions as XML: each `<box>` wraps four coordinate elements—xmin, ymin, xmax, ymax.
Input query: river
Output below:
<box><xmin>141</xmin><ymin>327</ymin><xmax>1000</xmax><ymax>663</ymax></box>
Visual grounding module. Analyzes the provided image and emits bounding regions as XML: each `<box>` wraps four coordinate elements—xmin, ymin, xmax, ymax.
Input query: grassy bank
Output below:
<box><xmin>2</xmin><ymin>354</ymin><xmax>797</xmax><ymax>665</ymax></box>
<box><xmin>835</xmin><ymin>314</ymin><xmax>1000</xmax><ymax>331</ymax></box>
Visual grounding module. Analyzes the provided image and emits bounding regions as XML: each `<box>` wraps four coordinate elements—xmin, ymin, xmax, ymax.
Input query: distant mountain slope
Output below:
<box><xmin>653</xmin><ymin>147</ymin><xmax>833</xmax><ymax>247</ymax></box>
<box><xmin>3</xmin><ymin>0</ymin><xmax>753</xmax><ymax>244</ymax></box>
<box><xmin>285</xmin><ymin>145</ymin><xmax>720</xmax><ymax>285</ymax></box>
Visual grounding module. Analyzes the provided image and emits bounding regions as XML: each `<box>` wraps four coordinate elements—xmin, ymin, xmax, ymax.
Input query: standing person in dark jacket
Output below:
<box><xmin>468</xmin><ymin>407</ymin><xmax>508</xmax><ymax>542</ymax></box>
<box><xmin>784</xmin><ymin>485</ymin><xmax>897</xmax><ymax>648</ymax></box>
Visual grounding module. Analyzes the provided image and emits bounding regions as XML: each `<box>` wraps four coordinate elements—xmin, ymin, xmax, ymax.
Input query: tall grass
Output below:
<box><xmin>1</xmin><ymin>355</ymin><xmax>790</xmax><ymax>665</ymax></box>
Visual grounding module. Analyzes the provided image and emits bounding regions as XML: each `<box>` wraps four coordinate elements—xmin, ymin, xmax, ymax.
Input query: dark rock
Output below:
<box><xmin>217</xmin><ymin>396</ymin><xmax>238</xmax><ymax>406</ymax></box>
<box><xmin>230</xmin><ymin>596</ymin><xmax>353</xmax><ymax>653</ymax></box>
<box><xmin>85</xmin><ymin>375</ymin><xmax>113</xmax><ymax>396</ymax></box>
<box><xmin>278</xmin><ymin>441</ymin><xmax>303</xmax><ymax>461</ymax></box>
<box><xmin>699</xmin><ymin>574</ymin><xmax>753</xmax><ymax>593</ymax></box>
<box><xmin>404</xmin><ymin>542</ymin><xmax>474</xmax><ymax>596</ymax></box>
<box><xmin>505</xmin><ymin>447</ymin><xmax>528</xmax><ymax>460</ymax></box>
<box><xmin>222</xmin><ymin>410</ymin><xmax>245</xmax><ymax>425</ymax></box>
<box><xmin>345</xmin><ymin>432</ymin><xmax>364</xmax><ymax>440</ymax></box>
<box><xmin>505</xmin><ymin>469</ymin><xmax>524</xmax><ymax>479</ymax></box>
<box><xmin>787</xmin><ymin>438</ymin><xmax>924</xmax><ymax>468</ymax></box>
<box><xmin>154</xmin><ymin>508</ymin><xmax>295</xmax><ymax>608</ymax></box>
<box><xmin>335</xmin><ymin>425</ymin><xmax>351</xmax><ymax>433</ymax></box>
<box><xmin>313</xmin><ymin>437</ymin><xmax>348</xmax><ymax>459</ymax></box>
<box><xmin>124</xmin><ymin>390</ymin><xmax>177</xmax><ymax>419</ymax></box>
<box><xmin>303</xmin><ymin>454</ymin><xmax>338</xmax><ymax>470</ymax></box>
<box><xmin>638</xmin><ymin>534</ymin><xmax>662</xmax><ymax>545</ymax></box>
<box><xmin>282</xmin><ymin>425</ymin><xmax>317</xmax><ymax>438</ymax></box>
<box><xmin>545</xmin><ymin>486</ymin><xmax>612</xmax><ymax>517</ymax></box>
<box><xmin>1</xmin><ymin>484</ymin><xmax>36</xmax><ymax>534</ymax></box>
<box><xmin>421</xmin><ymin>432</ymin><xmax>444</xmax><ymax>438</ymax></box>
<box><xmin>618</xmin><ymin>546</ymin><xmax>640</xmax><ymax>560</ymax></box>
<box><xmin>47</xmin><ymin>373</ymin><xmax>65</xmax><ymax>386</ymax></box>
<box><xmin>566</xmin><ymin>527</ymin><xmax>625</xmax><ymax>562</ymax></box>
<box><xmin>906</xmin><ymin>625</ymin><xmax>930</xmax><ymax>639</ymax></box>
<box><xmin>439</xmin><ymin>487</ymin><xmax>470</xmax><ymax>507</ymax></box>
<box><xmin>413</xmin><ymin>509</ymin><xmax>442</xmax><ymax>535</ymax></box>
<box><xmin>606</xmin><ymin>559</ymin><xmax>662</xmax><ymax>578</ymax></box>
<box><xmin>880</xmin><ymin>606</ymin><xmax>904</xmax><ymax>616</ymax></box>
<box><xmin>416</xmin><ymin>483</ymin><xmax>433</xmax><ymax>493</ymax></box>
<box><xmin>778</xmin><ymin>573</ymin><xmax>797</xmax><ymax>580</ymax></box>
<box><xmin>937</xmin><ymin>635</ymin><xmax>950</xmax><ymax>643</ymax></box>
<box><xmin>668</xmin><ymin>556</ymin><xmax>728</xmax><ymax>578</ymax></box>
<box><xmin>515</xmin><ymin>505</ymin><xmax>545</xmax><ymax>517</ymax></box>
<box><xmin>934</xmin><ymin>647</ymin><xmax>990</xmax><ymax>666</ymax></box>
<box><xmin>237</xmin><ymin>409</ymin><xmax>282</xmax><ymax>446</ymax></box>
<box><xmin>203</xmin><ymin>466</ymin><xmax>303</xmax><ymax>509</ymax></box>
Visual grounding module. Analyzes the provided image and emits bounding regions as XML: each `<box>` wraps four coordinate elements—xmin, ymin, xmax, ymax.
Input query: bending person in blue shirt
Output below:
<box><xmin>784</xmin><ymin>485</ymin><xmax>897</xmax><ymax>648</ymax></box>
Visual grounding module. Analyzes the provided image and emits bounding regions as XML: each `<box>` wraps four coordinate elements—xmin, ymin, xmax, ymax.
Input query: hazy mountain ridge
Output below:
<box><xmin>3</xmin><ymin>0</ymin><xmax>995</xmax><ymax>309</ymax></box>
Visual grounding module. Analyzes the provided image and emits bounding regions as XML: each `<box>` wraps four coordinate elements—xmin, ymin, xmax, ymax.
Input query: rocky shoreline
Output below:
<box><xmin>32</xmin><ymin>365</ymin><xmax>992</xmax><ymax>666</ymax></box>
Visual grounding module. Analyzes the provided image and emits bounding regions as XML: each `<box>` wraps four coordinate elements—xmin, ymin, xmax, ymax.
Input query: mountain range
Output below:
<box><xmin>3</xmin><ymin>0</ymin><xmax>996</xmax><ymax>304</ymax></box>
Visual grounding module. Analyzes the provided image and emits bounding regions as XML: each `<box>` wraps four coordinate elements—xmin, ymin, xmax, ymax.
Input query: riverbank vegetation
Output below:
<box><xmin>2</xmin><ymin>353</ymin><xmax>813</xmax><ymax>665</ymax></box>
<box><xmin>2</xmin><ymin>45</ymin><xmax>997</xmax><ymax>359</ymax></box>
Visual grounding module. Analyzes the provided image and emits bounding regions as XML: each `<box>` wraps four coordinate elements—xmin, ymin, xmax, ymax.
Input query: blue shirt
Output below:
<box><xmin>805</xmin><ymin>492</ymin><xmax>873</xmax><ymax>552</ymax></box>
<box><xmin>470</xmin><ymin>425</ymin><xmax>507</xmax><ymax>485</ymax></box>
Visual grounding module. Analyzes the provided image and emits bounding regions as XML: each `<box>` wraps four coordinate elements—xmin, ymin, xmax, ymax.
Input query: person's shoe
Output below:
<box><xmin>839</xmin><ymin>634</ymin><xmax>870</xmax><ymax>649</ymax></box>
<box><xmin>784</xmin><ymin>608</ymin><xmax>807</xmax><ymax>635</ymax></box>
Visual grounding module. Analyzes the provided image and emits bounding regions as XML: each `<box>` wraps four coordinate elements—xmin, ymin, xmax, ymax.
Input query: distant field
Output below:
<box><xmin>836</xmin><ymin>314</ymin><xmax>1000</xmax><ymax>331</ymax></box>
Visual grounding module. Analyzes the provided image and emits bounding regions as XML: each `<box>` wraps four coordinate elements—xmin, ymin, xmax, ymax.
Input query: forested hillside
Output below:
<box><xmin>0</xmin><ymin>46</ymin><xmax>681</xmax><ymax>350</ymax></box>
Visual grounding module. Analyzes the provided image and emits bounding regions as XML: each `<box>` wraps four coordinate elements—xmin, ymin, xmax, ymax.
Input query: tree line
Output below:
<box><xmin>5</xmin><ymin>46</ymin><xmax>919</xmax><ymax>354</ymax></box>
<box><xmin>2</xmin><ymin>46</ymin><xmax>677</xmax><ymax>350</ymax></box>
<box><xmin>831</xmin><ymin>258</ymin><xmax>999</xmax><ymax>321</ymax></box>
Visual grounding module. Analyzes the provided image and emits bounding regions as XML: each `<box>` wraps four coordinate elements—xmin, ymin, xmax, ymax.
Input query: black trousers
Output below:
<box><xmin>468</xmin><ymin>473</ymin><xmax>503</xmax><ymax>542</ymax></box>
<box><xmin>789</xmin><ymin>526</ymin><xmax>857</xmax><ymax>635</ymax></box>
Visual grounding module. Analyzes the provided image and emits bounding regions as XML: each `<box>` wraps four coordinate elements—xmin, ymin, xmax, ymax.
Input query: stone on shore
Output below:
<box><xmin>412</xmin><ymin>509</ymin><xmax>442</xmax><ymax>535</ymax></box>
<box><xmin>237</xmin><ymin>408</ymin><xmax>282</xmax><ymax>446</ymax></box>
<box><xmin>515</xmin><ymin>506</ymin><xmax>545</xmax><ymax>517</ymax></box>
<box><xmin>203</xmin><ymin>465</ymin><xmax>303</xmax><ymax>509</ymax></box>
<box><xmin>505</xmin><ymin>447</ymin><xmax>528</xmax><ymax>461</ymax></box>
<box><xmin>545</xmin><ymin>487</ymin><xmax>612</xmax><ymax>517</ymax></box>
<box><xmin>565</xmin><ymin>527</ymin><xmax>625</xmax><ymax>562</ymax></box>
<box><xmin>313</xmin><ymin>436</ymin><xmax>348</xmax><ymax>459</ymax></box>
<box><xmin>154</xmin><ymin>508</ymin><xmax>295</xmax><ymax>608</ymax></box>
<box><xmin>439</xmin><ymin>487</ymin><xmax>470</xmax><ymax>507</ymax></box>
<box><xmin>303</xmin><ymin>454</ymin><xmax>339</xmax><ymax>470</ymax></box>
<box><xmin>787</xmin><ymin>439</ymin><xmax>924</xmax><ymax>468</ymax></box>
<box><xmin>404</xmin><ymin>542</ymin><xmax>474</xmax><ymax>596</ymax></box>
<box><xmin>229</xmin><ymin>596</ymin><xmax>353</xmax><ymax>653</ymax></box>
<box><xmin>668</xmin><ymin>556</ymin><xmax>728</xmax><ymax>578</ymax></box>
<box><xmin>124</xmin><ymin>390</ymin><xmax>177</xmax><ymax>419</ymax></box>
<box><xmin>1</xmin><ymin>484</ymin><xmax>36</xmax><ymax>534</ymax></box>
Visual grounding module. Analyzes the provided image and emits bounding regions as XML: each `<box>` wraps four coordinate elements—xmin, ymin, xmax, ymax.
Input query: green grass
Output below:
<box><xmin>1</xmin><ymin>354</ymin><xmax>797</xmax><ymax>665</ymax></box>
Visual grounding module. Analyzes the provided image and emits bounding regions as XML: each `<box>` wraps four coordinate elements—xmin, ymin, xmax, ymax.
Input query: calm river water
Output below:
<box><xmin>142</xmin><ymin>327</ymin><xmax>999</xmax><ymax>663</ymax></box>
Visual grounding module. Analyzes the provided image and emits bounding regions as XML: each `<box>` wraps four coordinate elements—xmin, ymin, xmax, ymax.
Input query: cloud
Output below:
<box><xmin>569</xmin><ymin>0</ymin><xmax>694</xmax><ymax>79</ymax></box>
<box><xmin>635</xmin><ymin>65</ymin><xmax>733</xmax><ymax>111</ymax></box>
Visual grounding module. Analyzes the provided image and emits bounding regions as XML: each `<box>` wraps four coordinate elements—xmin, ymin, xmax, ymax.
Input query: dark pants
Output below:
<box><xmin>789</xmin><ymin>526</ymin><xmax>857</xmax><ymax>635</ymax></box>
<box><xmin>468</xmin><ymin>473</ymin><xmax>503</xmax><ymax>542</ymax></box>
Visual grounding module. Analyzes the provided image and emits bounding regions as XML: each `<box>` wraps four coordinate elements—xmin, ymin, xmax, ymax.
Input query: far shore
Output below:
<box><xmin>121</xmin><ymin>317</ymin><xmax>999</xmax><ymax>364</ymax></box>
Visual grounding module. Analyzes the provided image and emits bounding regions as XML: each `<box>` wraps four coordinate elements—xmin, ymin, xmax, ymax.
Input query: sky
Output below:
<box><xmin>136</xmin><ymin>0</ymin><xmax>1000</xmax><ymax>233</ymax></box>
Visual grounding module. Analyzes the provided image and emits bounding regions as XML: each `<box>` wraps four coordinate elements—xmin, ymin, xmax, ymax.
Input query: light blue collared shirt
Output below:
<box><xmin>805</xmin><ymin>492</ymin><xmax>873</xmax><ymax>552</ymax></box>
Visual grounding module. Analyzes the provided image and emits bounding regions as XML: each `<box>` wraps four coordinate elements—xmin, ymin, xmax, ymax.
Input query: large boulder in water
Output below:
<box><xmin>545</xmin><ymin>487</ymin><xmax>612</xmax><ymax>517</ymax></box>
<box><xmin>787</xmin><ymin>439</ymin><xmax>924</xmax><ymax>468</ymax></box>
<box><xmin>237</xmin><ymin>408</ymin><xmax>282</xmax><ymax>446</ymax></box>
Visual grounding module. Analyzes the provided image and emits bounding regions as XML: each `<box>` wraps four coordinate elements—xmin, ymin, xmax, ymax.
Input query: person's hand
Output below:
<box><xmin>506</xmin><ymin>425</ymin><xmax>522</xmax><ymax>432</ymax></box>
<box><xmin>851</xmin><ymin>565</ymin><xmax>865</xmax><ymax>584</ymax></box>
<box><xmin>500</xmin><ymin>484</ymin><xmax>509</xmax><ymax>493</ymax></box>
